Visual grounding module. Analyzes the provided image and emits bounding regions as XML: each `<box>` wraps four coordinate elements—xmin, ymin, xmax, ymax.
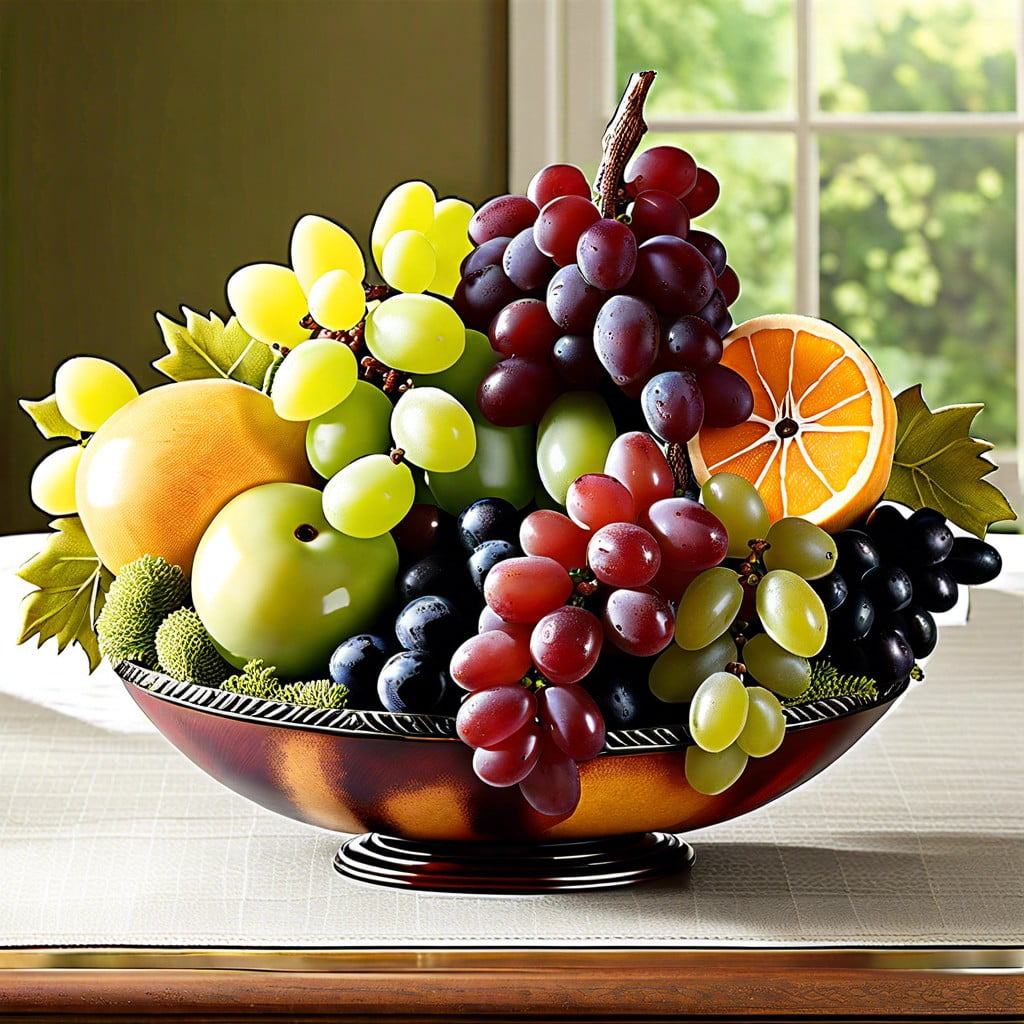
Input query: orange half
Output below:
<box><xmin>688</xmin><ymin>314</ymin><xmax>897</xmax><ymax>532</ymax></box>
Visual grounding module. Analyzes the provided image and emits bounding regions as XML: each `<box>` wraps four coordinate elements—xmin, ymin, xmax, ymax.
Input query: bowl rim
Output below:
<box><xmin>116</xmin><ymin>660</ymin><xmax>910</xmax><ymax>756</ymax></box>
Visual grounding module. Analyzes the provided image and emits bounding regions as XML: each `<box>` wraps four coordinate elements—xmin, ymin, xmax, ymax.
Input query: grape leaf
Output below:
<box><xmin>17</xmin><ymin>518</ymin><xmax>113</xmax><ymax>672</ymax></box>
<box><xmin>153</xmin><ymin>307</ymin><xmax>273</xmax><ymax>388</ymax></box>
<box><xmin>883</xmin><ymin>385</ymin><xmax>1016</xmax><ymax>538</ymax></box>
<box><xmin>19</xmin><ymin>395</ymin><xmax>82</xmax><ymax>441</ymax></box>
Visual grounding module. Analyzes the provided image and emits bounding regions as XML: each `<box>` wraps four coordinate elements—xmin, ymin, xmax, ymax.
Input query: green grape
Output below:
<box><xmin>271</xmin><ymin>338</ymin><xmax>357</xmax><ymax>421</ymax></box>
<box><xmin>741</xmin><ymin>633</ymin><xmax>810</xmax><ymax>699</ymax></box>
<box><xmin>371</xmin><ymin>180</ymin><xmax>436</xmax><ymax>268</ymax></box>
<box><xmin>755</xmin><ymin>569</ymin><xmax>827</xmax><ymax>658</ymax></box>
<box><xmin>30</xmin><ymin>444</ymin><xmax>83</xmax><ymax>515</ymax></box>
<box><xmin>675</xmin><ymin>566</ymin><xmax>743</xmax><ymax>651</ymax></box>
<box><xmin>689</xmin><ymin>671</ymin><xmax>749</xmax><ymax>753</ymax></box>
<box><xmin>306</xmin><ymin>380</ymin><xmax>393</xmax><ymax>478</ymax></box>
<box><xmin>700</xmin><ymin>472</ymin><xmax>770</xmax><ymax>558</ymax></box>
<box><xmin>763</xmin><ymin>517</ymin><xmax>838</xmax><ymax>580</ymax></box>
<box><xmin>685</xmin><ymin>743</ymin><xmax>749</xmax><ymax>796</ymax></box>
<box><xmin>381</xmin><ymin>229</ymin><xmax>437</xmax><ymax>294</ymax></box>
<box><xmin>365</xmin><ymin>293</ymin><xmax>465</xmax><ymax>374</ymax></box>
<box><xmin>391</xmin><ymin>387</ymin><xmax>476</xmax><ymax>473</ymax></box>
<box><xmin>322</xmin><ymin>454</ymin><xmax>415</xmax><ymax>538</ymax></box>
<box><xmin>226</xmin><ymin>263</ymin><xmax>310</xmax><ymax>347</ymax></box>
<box><xmin>414</xmin><ymin>329</ymin><xmax>498</xmax><ymax>410</ymax></box>
<box><xmin>536</xmin><ymin>391</ymin><xmax>617</xmax><ymax>505</ymax></box>
<box><xmin>307</xmin><ymin>269</ymin><xmax>366</xmax><ymax>332</ymax></box>
<box><xmin>54</xmin><ymin>356</ymin><xmax>139</xmax><ymax>433</ymax></box>
<box><xmin>426</xmin><ymin>419</ymin><xmax>536</xmax><ymax>514</ymax></box>
<box><xmin>649</xmin><ymin>633</ymin><xmax>738</xmax><ymax>704</ymax></box>
<box><xmin>290</xmin><ymin>214</ymin><xmax>365</xmax><ymax>292</ymax></box>
<box><xmin>426</xmin><ymin>197</ymin><xmax>474</xmax><ymax>297</ymax></box>
<box><xmin>736</xmin><ymin>686</ymin><xmax>786</xmax><ymax>758</ymax></box>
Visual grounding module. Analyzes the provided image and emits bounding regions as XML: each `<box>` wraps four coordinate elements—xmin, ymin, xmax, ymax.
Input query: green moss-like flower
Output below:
<box><xmin>220</xmin><ymin>659</ymin><xmax>280</xmax><ymax>699</ymax></box>
<box><xmin>785</xmin><ymin>660</ymin><xmax>878</xmax><ymax>705</ymax></box>
<box><xmin>274</xmin><ymin>679</ymin><xmax>348</xmax><ymax>710</ymax></box>
<box><xmin>154</xmin><ymin>608</ymin><xmax>232</xmax><ymax>686</ymax></box>
<box><xmin>95</xmin><ymin>555</ymin><xmax>189</xmax><ymax>669</ymax></box>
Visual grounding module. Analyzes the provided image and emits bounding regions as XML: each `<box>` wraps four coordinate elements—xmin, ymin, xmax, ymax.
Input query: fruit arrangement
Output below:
<box><xmin>17</xmin><ymin>72</ymin><xmax>1014</xmax><ymax>825</ymax></box>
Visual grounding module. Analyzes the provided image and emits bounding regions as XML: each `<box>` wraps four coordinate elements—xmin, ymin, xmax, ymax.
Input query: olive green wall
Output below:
<box><xmin>0</xmin><ymin>0</ymin><xmax>508</xmax><ymax>533</ymax></box>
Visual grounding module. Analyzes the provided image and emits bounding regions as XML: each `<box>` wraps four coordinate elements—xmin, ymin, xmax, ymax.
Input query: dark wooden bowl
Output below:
<box><xmin>118</xmin><ymin>663</ymin><xmax>909</xmax><ymax>892</ymax></box>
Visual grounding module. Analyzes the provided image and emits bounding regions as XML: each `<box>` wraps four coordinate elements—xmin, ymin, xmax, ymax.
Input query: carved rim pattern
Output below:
<box><xmin>116</xmin><ymin>661</ymin><xmax>910</xmax><ymax>754</ymax></box>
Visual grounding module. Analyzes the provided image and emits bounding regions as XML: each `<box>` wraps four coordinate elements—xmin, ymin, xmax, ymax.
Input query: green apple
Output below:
<box><xmin>192</xmin><ymin>482</ymin><xmax>397</xmax><ymax>679</ymax></box>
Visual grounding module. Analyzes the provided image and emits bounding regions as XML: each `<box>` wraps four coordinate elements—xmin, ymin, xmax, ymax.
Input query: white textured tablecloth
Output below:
<box><xmin>1</xmin><ymin>534</ymin><xmax>1022</xmax><ymax>949</ymax></box>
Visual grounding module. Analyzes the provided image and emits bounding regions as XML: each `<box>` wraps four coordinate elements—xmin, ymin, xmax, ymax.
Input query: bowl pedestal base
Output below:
<box><xmin>333</xmin><ymin>831</ymin><xmax>695</xmax><ymax>893</ymax></box>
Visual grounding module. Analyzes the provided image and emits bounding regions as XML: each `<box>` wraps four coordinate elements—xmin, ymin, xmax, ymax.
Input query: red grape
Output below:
<box><xmin>684</xmin><ymin>167</ymin><xmax>720</xmax><ymax>217</ymax></box>
<box><xmin>457</xmin><ymin>685</ymin><xmax>536</xmax><ymax>749</ymax></box>
<box><xmin>502</xmin><ymin>227</ymin><xmax>556</xmax><ymax>291</ymax></box>
<box><xmin>489</xmin><ymin>298</ymin><xmax>561</xmax><ymax>359</ymax></box>
<box><xmin>453</xmin><ymin>263</ymin><xmax>522</xmax><ymax>331</ymax></box>
<box><xmin>699</xmin><ymin>364</ymin><xmax>755</xmax><ymax>428</ymax></box>
<box><xmin>587</xmin><ymin>522</ymin><xmax>661</xmax><ymax>588</ymax></box>
<box><xmin>629</xmin><ymin>189</ymin><xmax>689</xmax><ymax>243</ymax></box>
<box><xmin>469</xmin><ymin>194</ymin><xmax>538</xmax><ymax>245</ymax></box>
<box><xmin>632</xmin><ymin>236</ymin><xmax>717</xmax><ymax>316</ymax></box>
<box><xmin>645</xmin><ymin>497</ymin><xmax>729</xmax><ymax>572</ymax></box>
<box><xmin>484</xmin><ymin>556</ymin><xmax>573</xmax><ymax>623</ymax></box>
<box><xmin>518</xmin><ymin>738</ymin><xmax>581</xmax><ymax>816</ymax></box>
<box><xmin>478</xmin><ymin>605</ymin><xmax>534</xmax><ymax>647</ymax></box>
<box><xmin>450</xmin><ymin>630</ymin><xmax>532</xmax><ymax>691</ymax></box>
<box><xmin>576</xmin><ymin>218</ymin><xmax>637</xmax><ymax>290</ymax></box>
<box><xmin>603</xmin><ymin>431</ymin><xmax>675</xmax><ymax>513</ymax></box>
<box><xmin>527</xmin><ymin>163</ymin><xmax>591</xmax><ymax>209</ymax></box>
<box><xmin>566</xmin><ymin>473</ymin><xmax>635</xmax><ymax>530</ymax></box>
<box><xmin>593</xmin><ymin>294</ymin><xmax>659</xmax><ymax>385</ymax></box>
<box><xmin>641</xmin><ymin>370</ymin><xmax>705</xmax><ymax>444</ymax></box>
<box><xmin>537</xmin><ymin>685</ymin><xmax>606</xmax><ymax>761</ymax></box>
<box><xmin>602</xmin><ymin>588</ymin><xmax>674</xmax><ymax>657</ymax></box>
<box><xmin>477</xmin><ymin>357</ymin><xmax>563</xmax><ymax>427</ymax></box>
<box><xmin>626</xmin><ymin>145</ymin><xmax>698</xmax><ymax>199</ymax></box>
<box><xmin>546</xmin><ymin>264</ymin><xmax>607</xmax><ymax>333</ymax></box>
<box><xmin>519</xmin><ymin>509</ymin><xmax>591</xmax><ymax>571</ymax></box>
<box><xmin>665</xmin><ymin>315</ymin><xmax>723</xmax><ymax>372</ymax></box>
<box><xmin>686</xmin><ymin>230</ymin><xmax>727</xmax><ymax>276</ymax></box>
<box><xmin>534</xmin><ymin>195</ymin><xmax>601</xmax><ymax>267</ymax></box>
<box><xmin>552</xmin><ymin>333</ymin><xmax>606</xmax><ymax>388</ymax></box>
<box><xmin>472</xmin><ymin>722</ymin><xmax>542</xmax><ymax>787</ymax></box>
<box><xmin>530</xmin><ymin>606</ymin><xmax>603</xmax><ymax>685</ymax></box>
<box><xmin>717</xmin><ymin>265</ymin><xmax>740</xmax><ymax>306</ymax></box>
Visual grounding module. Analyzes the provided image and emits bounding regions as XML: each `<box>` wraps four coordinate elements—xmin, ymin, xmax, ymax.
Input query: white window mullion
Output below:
<box><xmin>795</xmin><ymin>0</ymin><xmax>818</xmax><ymax>317</ymax></box>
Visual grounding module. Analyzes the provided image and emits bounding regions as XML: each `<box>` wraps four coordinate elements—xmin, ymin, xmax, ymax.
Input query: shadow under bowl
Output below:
<box><xmin>118</xmin><ymin>663</ymin><xmax>908</xmax><ymax>892</ymax></box>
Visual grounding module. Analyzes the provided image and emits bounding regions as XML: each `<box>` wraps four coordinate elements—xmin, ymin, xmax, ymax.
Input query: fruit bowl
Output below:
<box><xmin>118</xmin><ymin>659</ymin><xmax>909</xmax><ymax>892</ymax></box>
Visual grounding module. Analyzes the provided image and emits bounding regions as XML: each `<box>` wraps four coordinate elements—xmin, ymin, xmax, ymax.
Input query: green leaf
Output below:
<box><xmin>19</xmin><ymin>395</ymin><xmax>82</xmax><ymax>441</ymax></box>
<box><xmin>17</xmin><ymin>518</ymin><xmax>114</xmax><ymax>672</ymax></box>
<box><xmin>884</xmin><ymin>385</ymin><xmax>1016</xmax><ymax>538</ymax></box>
<box><xmin>152</xmin><ymin>307</ymin><xmax>273</xmax><ymax>388</ymax></box>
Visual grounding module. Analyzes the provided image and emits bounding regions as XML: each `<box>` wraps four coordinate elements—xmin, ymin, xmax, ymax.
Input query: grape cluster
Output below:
<box><xmin>453</xmin><ymin>148</ymin><xmax>753</xmax><ymax>444</ymax></box>
<box><xmin>819</xmin><ymin>505</ymin><xmax>1002</xmax><ymax>682</ymax></box>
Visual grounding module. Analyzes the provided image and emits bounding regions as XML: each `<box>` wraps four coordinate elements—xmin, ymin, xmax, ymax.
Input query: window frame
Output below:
<box><xmin>509</xmin><ymin>0</ymin><xmax>1023</xmax><ymax>512</ymax></box>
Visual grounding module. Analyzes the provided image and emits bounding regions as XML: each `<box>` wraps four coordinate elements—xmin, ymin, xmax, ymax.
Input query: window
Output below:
<box><xmin>509</xmin><ymin>0</ymin><xmax>1021</xmax><ymax>513</ymax></box>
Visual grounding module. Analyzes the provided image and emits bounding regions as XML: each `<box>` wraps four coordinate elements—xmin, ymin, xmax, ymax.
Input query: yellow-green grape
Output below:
<box><xmin>763</xmin><ymin>517</ymin><xmax>838</xmax><ymax>580</ymax></box>
<box><xmin>741</xmin><ymin>633</ymin><xmax>810</xmax><ymax>699</ymax></box>
<box><xmin>649</xmin><ymin>633</ymin><xmax>738</xmax><ymax>704</ymax></box>
<box><xmin>685</xmin><ymin>743</ymin><xmax>749</xmax><ymax>796</ymax></box>
<box><xmin>415</xmin><ymin>329</ymin><xmax>498</xmax><ymax>410</ymax></box>
<box><xmin>306</xmin><ymin>380</ymin><xmax>393</xmax><ymax>479</ymax></box>
<box><xmin>700</xmin><ymin>472</ymin><xmax>770</xmax><ymax>558</ymax></box>
<box><xmin>736</xmin><ymin>686</ymin><xmax>786</xmax><ymax>758</ymax></box>
<box><xmin>371</xmin><ymin>180</ymin><xmax>436</xmax><ymax>269</ymax></box>
<box><xmin>426</xmin><ymin>197</ymin><xmax>474</xmax><ymax>297</ymax></box>
<box><xmin>322</xmin><ymin>454</ymin><xmax>415</xmax><ymax>538</ymax></box>
<box><xmin>391</xmin><ymin>387</ymin><xmax>476</xmax><ymax>473</ymax></box>
<box><xmin>271</xmin><ymin>338</ymin><xmax>357</xmax><ymax>422</ymax></box>
<box><xmin>536</xmin><ymin>391</ymin><xmax>616</xmax><ymax>505</ymax></box>
<box><xmin>674</xmin><ymin>566</ymin><xmax>744</xmax><ymax>651</ymax></box>
<box><xmin>53</xmin><ymin>356</ymin><xmax>138</xmax><ymax>433</ymax></box>
<box><xmin>381</xmin><ymin>229</ymin><xmax>437</xmax><ymax>294</ymax></box>
<box><xmin>290</xmin><ymin>214</ymin><xmax>365</xmax><ymax>291</ymax></box>
<box><xmin>364</xmin><ymin>293</ymin><xmax>465</xmax><ymax>373</ymax></box>
<box><xmin>306</xmin><ymin>269</ymin><xmax>366</xmax><ymax>332</ymax></box>
<box><xmin>30</xmin><ymin>444</ymin><xmax>83</xmax><ymax>514</ymax></box>
<box><xmin>755</xmin><ymin>569</ymin><xmax>827</xmax><ymax>658</ymax></box>
<box><xmin>227</xmin><ymin>263</ymin><xmax>310</xmax><ymax>347</ymax></box>
<box><xmin>689</xmin><ymin>671</ymin><xmax>749</xmax><ymax>753</ymax></box>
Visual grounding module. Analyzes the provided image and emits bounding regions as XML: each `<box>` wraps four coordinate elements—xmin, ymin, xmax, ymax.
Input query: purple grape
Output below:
<box><xmin>503</xmin><ymin>227</ymin><xmax>556</xmax><ymax>291</ymax></box>
<box><xmin>665</xmin><ymin>315</ymin><xmax>723</xmax><ymax>372</ymax></box>
<box><xmin>629</xmin><ymin>189</ymin><xmax>689</xmax><ymax>243</ymax></box>
<box><xmin>686</xmin><ymin>230</ymin><xmax>727</xmax><ymax>275</ymax></box>
<box><xmin>546</xmin><ymin>264</ymin><xmax>607</xmax><ymax>332</ymax></box>
<box><xmin>453</xmin><ymin>263</ymin><xmax>522</xmax><ymax>331</ymax></box>
<box><xmin>593</xmin><ymin>295</ymin><xmax>659</xmax><ymax>385</ymax></box>
<box><xmin>641</xmin><ymin>370</ymin><xmax>705</xmax><ymax>443</ymax></box>
<box><xmin>489</xmin><ymin>298</ymin><xmax>561</xmax><ymax>359</ymax></box>
<box><xmin>551</xmin><ymin>334</ymin><xmax>606</xmax><ymax>388</ymax></box>
<box><xmin>698</xmin><ymin>364</ymin><xmax>754</xmax><ymax>428</ymax></box>
<box><xmin>477</xmin><ymin>357</ymin><xmax>563</xmax><ymax>427</ymax></box>
<box><xmin>576</xmin><ymin>218</ymin><xmax>637</xmax><ymax>290</ymax></box>
<box><xmin>461</xmin><ymin>236</ymin><xmax>511</xmax><ymax>276</ymax></box>
<box><xmin>631</xmin><ymin>236</ymin><xmax>716</xmax><ymax>316</ymax></box>
<box><xmin>694</xmin><ymin>289</ymin><xmax>732</xmax><ymax>337</ymax></box>
<box><xmin>469</xmin><ymin>194</ymin><xmax>538</xmax><ymax>245</ymax></box>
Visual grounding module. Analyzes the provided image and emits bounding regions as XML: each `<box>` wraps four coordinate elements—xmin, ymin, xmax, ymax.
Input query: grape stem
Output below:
<box><xmin>594</xmin><ymin>69</ymin><xmax>657</xmax><ymax>218</ymax></box>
